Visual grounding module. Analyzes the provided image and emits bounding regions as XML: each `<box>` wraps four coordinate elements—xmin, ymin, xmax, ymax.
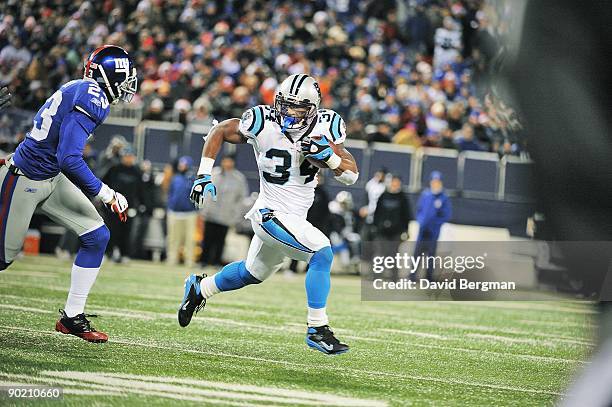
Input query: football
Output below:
<box><xmin>305</xmin><ymin>135</ymin><xmax>341</xmax><ymax>168</ymax></box>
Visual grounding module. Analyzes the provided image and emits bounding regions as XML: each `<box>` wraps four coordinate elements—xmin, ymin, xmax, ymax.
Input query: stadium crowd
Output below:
<box><xmin>0</xmin><ymin>0</ymin><xmax>522</xmax><ymax>156</ymax></box>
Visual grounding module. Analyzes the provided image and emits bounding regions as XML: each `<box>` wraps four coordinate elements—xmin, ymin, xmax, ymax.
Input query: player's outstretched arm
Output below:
<box><xmin>191</xmin><ymin>118</ymin><xmax>246</xmax><ymax>208</ymax></box>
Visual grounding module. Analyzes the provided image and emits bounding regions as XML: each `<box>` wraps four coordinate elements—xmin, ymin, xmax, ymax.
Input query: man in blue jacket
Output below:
<box><xmin>411</xmin><ymin>171</ymin><xmax>452</xmax><ymax>281</ymax></box>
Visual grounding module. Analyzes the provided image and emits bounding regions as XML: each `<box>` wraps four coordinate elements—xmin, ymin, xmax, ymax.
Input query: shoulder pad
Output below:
<box><xmin>74</xmin><ymin>80</ymin><xmax>110</xmax><ymax>124</ymax></box>
<box><xmin>238</xmin><ymin>105</ymin><xmax>268</xmax><ymax>138</ymax></box>
<box><xmin>317</xmin><ymin>109</ymin><xmax>346</xmax><ymax>144</ymax></box>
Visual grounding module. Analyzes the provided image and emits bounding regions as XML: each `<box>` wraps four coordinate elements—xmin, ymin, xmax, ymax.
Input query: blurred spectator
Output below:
<box><xmin>132</xmin><ymin>159</ymin><xmax>160</xmax><ymax>259</ymax></box>
<box><xmin>434</xmin><ymin>17</ymin><xmax>462</xmax><ymax>70</ymax></box>
<box><xmin>329</xmin><ymin>191</ymin><xmax>362</xmax><ymax>273</ymax></box>
<box><xmin>166</xmin><ymin>156</ymin><xmax>197</xmax><ymax>268</ymax></box>
<box><xmin>97</xmin><ymin>136</ymin><xmax>128</xmax><ymax>179</ymax></box>
<box><xmin>372</xmin><ymin>174</ymin><xmax>412</xmax><ymax>281</ymax></box>
<box><xmin>367</xmin><ymin>122</ymin><xmax>394</xmax><ymax>144</ymax></box>
<box><xmin>102</xmin><ymin>147</ymin><xmax>143</xmax><ymax>263</ymax></box>
<box><xmin>393</xmin><ymin>122</ymin><xmax>421</xmax><ymax>148</ymax></box>
<box><xmin>412</xmin><ymin>171</ymin><xmax>452</xmax><ymax>281</ymax></box>
<box><xmin>455</xmin><ymin>123</ymin><xmax>482</xmax><ymax>151</ymax></box>
<box><xmin>201</xmin><ymin>155</ymin><xmax>248</xmax><ymax>268</ymax></box>
<box><xmin>373</xmin><ymin>175</ymin><xmax>411</xmax><ymax>242</ymax></box>
<box><xmin>363</xmin><ymin>168</ymin><xmax>387</xmax><ymax>224</ymax></box>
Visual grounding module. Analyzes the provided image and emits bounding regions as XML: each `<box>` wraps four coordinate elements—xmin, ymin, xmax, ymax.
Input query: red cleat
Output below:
<box><xmin>55</xmin><ymin>309</ymin><xmax>108</xmax><ymax>343</ymax></box>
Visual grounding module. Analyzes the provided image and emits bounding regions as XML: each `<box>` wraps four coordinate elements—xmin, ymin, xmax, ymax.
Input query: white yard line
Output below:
<box><xmin>467</xmin><ymin>333</ymin><xmax>594</xmax><ymax>347</ymax></box>
<box><xmin>0</xmin><ymin>325</ymin><xmax>568</xmax><ymax>397</ymax></box>
<box><xmin>0</xmin><ymin>373</ymin><xmax>249</xmax><ymax>406</ymax></box>
<box><xmin>0</xmin><ymin>303</ymin><xmax>588</xmax><ymax>364</ymax></box>
<box><xmin>43</xmin><ymin>371</ymin><xmax>387</xmax><ymax>407</ymax></box>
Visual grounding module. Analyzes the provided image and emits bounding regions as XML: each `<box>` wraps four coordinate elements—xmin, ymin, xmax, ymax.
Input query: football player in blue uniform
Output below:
<box><xmin>0</xmin><ymin>45</ymin><xmax>137</xmax><ymax>342</ymax></box>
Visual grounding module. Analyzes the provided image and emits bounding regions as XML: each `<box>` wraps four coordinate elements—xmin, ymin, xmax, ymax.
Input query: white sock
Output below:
<box><xmin>64</xmin><ymin>265</ymin><xmax>100</xmax><ymax>317</ymax></box>
<box><xmin>307</xmin><ymin>307</ymin><xmax>329</xmax><ymax>327</ymax></box>
<box><xmin>200</xmin><ymin>275</ymin><xmax>221</xmax><ymax>299</ymax></box>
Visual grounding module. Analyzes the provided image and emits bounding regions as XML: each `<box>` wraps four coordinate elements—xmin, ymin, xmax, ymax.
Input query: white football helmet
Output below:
<box><xmin>274</xmin><ymin>74</ymin><xmax>321</xmax><ymax>136</ymax></box>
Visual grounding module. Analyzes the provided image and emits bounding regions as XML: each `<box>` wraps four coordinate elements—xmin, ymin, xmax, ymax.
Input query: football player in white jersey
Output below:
<box><xmin>178</xmin><ymin>74</ymin><xmax>359</xmax><ymax>354</ymax></box>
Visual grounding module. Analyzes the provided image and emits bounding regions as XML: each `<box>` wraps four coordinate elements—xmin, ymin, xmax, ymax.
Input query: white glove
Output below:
<box><xmin>98</xmin><ymin>184</ymin><xmax>129</xmax><ymax>222</ymax></box>
<box><xmin>110</xmin><ymin>192</ymin><xmax>129</xmax><ymax>222</ymax></box>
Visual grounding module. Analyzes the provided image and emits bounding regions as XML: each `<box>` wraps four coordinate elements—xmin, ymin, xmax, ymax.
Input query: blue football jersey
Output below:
<box><xmin>13</xmin><ymin>79</ymin><xmax>110</xmax><ymax>181</ymax></box>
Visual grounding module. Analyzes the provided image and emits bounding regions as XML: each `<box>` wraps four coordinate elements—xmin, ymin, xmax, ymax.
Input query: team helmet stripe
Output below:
<box><xmin>294</xmin><ymin>74</ymin><xmax>308</xmax><ymax>94</ymax></box>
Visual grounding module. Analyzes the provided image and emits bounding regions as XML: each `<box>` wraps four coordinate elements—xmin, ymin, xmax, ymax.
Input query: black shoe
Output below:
<box><xmin>306</xmin><ymin>325</ymin><xmax>349</xmax><ymax>355</ymax></box>
<box><xmin>55</xmin><ymin>309</ymin><xmax>108</xmax><ymax>343</ymax></box>
<box><xmin>178</xmin><ymin>274</ymin><xmax>206</xmax><ymax>327</ymax></box>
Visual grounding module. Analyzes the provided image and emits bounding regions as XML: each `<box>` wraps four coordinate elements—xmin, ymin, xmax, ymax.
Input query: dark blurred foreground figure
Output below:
<box><xmin>507</xmin><ymin>1</ymin><xmax>612</xmax><ymax>405</ymax></box>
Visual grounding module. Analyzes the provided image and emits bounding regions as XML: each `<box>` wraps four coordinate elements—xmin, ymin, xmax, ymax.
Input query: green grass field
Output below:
<box><xmin>0</xmin><ymin>255</ymin><xmax>596</xmax><ymax>406</ymax></box>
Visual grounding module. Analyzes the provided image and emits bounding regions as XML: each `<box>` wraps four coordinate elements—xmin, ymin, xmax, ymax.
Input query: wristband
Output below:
<box><xmin>97</xmin><ymin>183</ymin><xmax>115</xmax><ymax>204</ymax></box>
<box><xmin>334</xmin><ymin>170</ymin><xmax>359</xmax><ymax>185</ymax></box>
<box><xmin>325</xmin><ymin>153</ymin><xmax>342</xmax><ymax>170</ymax></box>
<box><xmin>197</xmin><ymin>157</ymin><xmax>215</xmax><ymax>175</ymax></box>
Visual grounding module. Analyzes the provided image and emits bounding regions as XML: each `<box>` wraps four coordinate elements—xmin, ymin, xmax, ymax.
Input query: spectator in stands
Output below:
<box><xmin>200</xmin><ymin>155</ymin><xmax>248</xmax><ymax>268</ymax></box>
<box><xmin>455</xmin><ymin>123</ymin><xmax>482</xmax><ymax>151</ymax></box>
<box><xmin>102</xmin><ymin>146</ymin><xmax>143</xmax><ymax>263</ymax></box>
<box><xmin>393</xmin><ymin>122</ymin><xmax>421</xmax><ymax>148</ymax></box>
<box><xmin>367</xmin><ymin>122</ymin><xmax>394</xmax><ymax>144</ymax></box>
<box><xmin>440</xmin><ymin>128</ymin><xmax>457</xmax><ymax>150</ymax></box>
<box><xmin>412</xmin><ymin>171</ymin><xmax>452</xmax><ymax>282</ymax></box>
<box><xmin>166</xmin><ymin>156</ymin><xmax>197</xmax><ymax>268</ymax></box>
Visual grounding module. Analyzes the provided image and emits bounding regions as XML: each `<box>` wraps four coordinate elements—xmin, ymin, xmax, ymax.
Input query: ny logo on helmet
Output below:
<box><xmin>114</xmin><ymin>58</ymin><xmax>130</xmax><ymax>76</ymax></box>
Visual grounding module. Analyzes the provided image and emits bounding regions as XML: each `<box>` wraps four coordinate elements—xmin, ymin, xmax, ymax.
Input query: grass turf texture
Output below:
<box><xmin>0</xmin><ymin>255</ymin><xmax>595</xmax><ymax>406</ymax></box>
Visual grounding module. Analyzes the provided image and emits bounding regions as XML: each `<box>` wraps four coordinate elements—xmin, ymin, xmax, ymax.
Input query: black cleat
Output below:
<box><xmin>178</xmin><ymin>274</ymin><xmax>206</xmax><ymax>327</ymax></box>
<box><xmin>55</xmin><ymin>309</ymin><xmax>108</xmax><ymax>343</ymax></box>
<box><xmin>306</xmin><ymin>325</ymin><xmax>349</xmax><ymax>355</ymax></box>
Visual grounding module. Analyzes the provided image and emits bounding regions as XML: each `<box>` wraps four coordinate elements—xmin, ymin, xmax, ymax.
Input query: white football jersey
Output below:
<box><xmin>239</xmin><ymin>105</ymin><xmax>347</xmax><ymax>217</ymax></box>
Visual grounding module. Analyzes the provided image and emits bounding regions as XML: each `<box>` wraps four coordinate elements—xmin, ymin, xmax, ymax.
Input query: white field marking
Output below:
<box><xmin>0</xmin><ymin>303</ymin><xmax>54</xmax><ymax>314</ymax></box>
<box><xmin>379</xmin><ymin>328</ymin><xmax>448</xmax><ymax>340</ymax></box>
<box><xmin>42</xmin><ymin>371</ymin><xmax>387</xmax><ymax>407</ymax></box>
<box><xmin>466</xmin><ymin>333</ymin><xmax>594</xmax><ymax>347</ymax></box>
<box><xmin>378</xmin><ymin>320</ymin><xmax>595</xmax><ymax>346</ymax></box>
<box><xmin>0</xmin><ymin>325</ymin><xmax>571</xmax><ymax>396</ymax></box>
<box><xmin>357</xmin><ymin>301</ymin><xmax>596</xmax><ymax>317</ymax></box>
<box><xmin>0</xmin><ymin>373</ymin><xmax>249</xmax><ymax>406</ymax></box>
<box><xmin>338</xmin><ymin>334</ymin><xmax>586</xmax><ymax>364</ymax></box>
<box><xmin>4</xmin><ymin>291</ymin><xmax>592</xmax><ymax>348</ymax></box>
<box><xmin>0</xmin><ymin>305</ymin><xmax>588</xmax><ymax>366</ymax></box>
<box><xmin>0</xmin><ymin>294</ymin><xmax>594</xmax><ymax>346</ymax></box>
<box><xmin>519</xmin><ymin>319</ymin><xmax>596</xmax><ymax>329</ymax></box>
<box><xmin>337</xmin><ymin>314</ymin><xmax>595</xmax><ymax>345</ymax></box>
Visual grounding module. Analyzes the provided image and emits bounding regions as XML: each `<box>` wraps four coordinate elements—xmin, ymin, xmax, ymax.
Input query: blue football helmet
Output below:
<box><xmin>84</xmin><ymin>45</ymin><xmax>137</xmax><ymax>104</ymax></box>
